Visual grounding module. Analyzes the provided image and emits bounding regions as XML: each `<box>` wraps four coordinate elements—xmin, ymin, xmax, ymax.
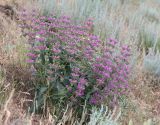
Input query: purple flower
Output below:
<box><xmin>89</xmin><ymin>92</ymin><xmax>103</xmax><ymax>105</ymax></box>
<box><xmin>75</xmin><ymin>90</ymin><xmax>84</xmax><ymax>97</ymax></box>
<box><xmin>36</xmin><ymin>45</ymin><xmax>46</xmax><ymax>51</ymax></box>
<box><xmin>26</xmin><ymin>59</ymin><xmax>35</xmax><ymax>63</ymax></box>
<box><xmin>97</xmin><ymin>79</ymin><xmax>104</xmax><ymax>85</ymax></box>
<box><xmin>37</xmin><ymin>30</ymin><xmax>46</xmax><ymax>35</ymax></box>
<box><xmin>102</xmin><ymin>72</ymin><xmax>110</xmax><ymax>78</ymax></box>
<box><xmin>27</xmin><ymin>53</ymin><xmax>37</xmax><ymax>59</ymax></box>
<box><xmin>52</xmin><ymin>56</ymin><xmax>60</xmax><ymax>60</ymax></box>
<box><xmin>77</xmin><ymin>83</ymin><xmax>85</xmax><ymax>90</ymax></box>
<box><xmin>52</xmin><ymin>48</ymin><xmax>61</xmax><ymax>54</ymax></box>
<box><xmin>103</xmin><ymin>66</ymin><xmax>112</xmax><ymax>72</ymax></box>
<box><xmin>69</xmin><ymin>79</ymin><xmax>77</xmax><ymax>85</ymax></box>
<box><xmin>79</xmin><ymin>78</ymin><xmax>87</xmax><ymax>85</ymax></box>
<box><xmin>35</xmin><ymin>37</ymin><xmax>45</xmax><ymax>42</ymax></box>
<box><xmin>71</xmin><ymin>73</ymin><xmax>79</xmax><ymax>78</ymax></box>
<box><xmin>66</xmin><ymin>85</ymin><xmax>72</xmax><ymax>92</ymax></box>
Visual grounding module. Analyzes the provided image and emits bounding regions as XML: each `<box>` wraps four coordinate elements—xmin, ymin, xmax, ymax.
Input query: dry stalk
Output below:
<box><xmin>1</xmin><ymin>89</ymin><xmax>15</xmax><ymax>125</ymax></box>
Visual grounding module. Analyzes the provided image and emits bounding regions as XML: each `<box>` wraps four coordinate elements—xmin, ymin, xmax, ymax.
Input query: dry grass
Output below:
<box><xmin>120</xmin><ymin>65</ymin><xmax>160</xmax><ymax>125</ymax></box>
<box><xmin>0</xmin><ymin>1</ymin><xmax>31</xmax><ymax>124</ymax></box>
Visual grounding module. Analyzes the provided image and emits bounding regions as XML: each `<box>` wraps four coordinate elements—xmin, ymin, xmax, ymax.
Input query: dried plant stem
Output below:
<box><xmin>2</xmin><ymin>89</ymin><xmax>15</xmax><ymax>125</ymax></box>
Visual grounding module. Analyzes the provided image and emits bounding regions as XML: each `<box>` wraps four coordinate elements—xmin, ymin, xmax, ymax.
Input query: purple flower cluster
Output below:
<box><xmin>69</xmin><ymin>67</ymin><xmax>88</xmax><ymax>97</ymax></box>
<box><xmin>21</xmin><ymin>10</ymin><xmax>131</xmax><ymax>107</ymax></box>
<box><xmin>89</xmin><ymin>38</ymin><xmax>130</xmax><ymax>105</ymax></box>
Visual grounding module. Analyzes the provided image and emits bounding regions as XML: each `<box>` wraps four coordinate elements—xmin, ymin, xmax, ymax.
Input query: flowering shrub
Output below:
<box><xmin>20</xmin><ymin>10</ymin><xmax>130</xmax><ymax>113</ymax></box>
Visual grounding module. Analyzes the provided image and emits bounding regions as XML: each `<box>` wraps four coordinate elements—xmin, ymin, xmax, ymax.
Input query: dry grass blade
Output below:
<box><xmin>1</xmin><ymin>89</ymin><xmax>15</xmax><ymax>125</ymax></box>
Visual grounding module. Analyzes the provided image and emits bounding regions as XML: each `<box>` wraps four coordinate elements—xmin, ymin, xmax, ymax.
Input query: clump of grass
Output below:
<box><xmin>0</xmin><ymin>66</ymin><xmax>6</xmax><ymax>107</ymax></box>
<box><xmin>88</xmin><ymin>105</ymin><xmax>120</xmax><ymax>125</ymax></box>
<box><xmin>143</xmin><ymin>48</ymin><xmax>160</xmax><ymax>76</ymax></box>
<box><xmin>119</xmin><ymin>63</ymin><xmax>160</xmax><ymax>125</ymax></box>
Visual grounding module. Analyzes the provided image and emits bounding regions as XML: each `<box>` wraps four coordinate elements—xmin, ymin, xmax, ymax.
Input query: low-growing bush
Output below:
<box><xmin>20</xmin><ymin>10</ymin><xmax>131</xmax><ymax>116</ymax></box>
<box><xmin>143</xmin><ymin>48</ymin><xmax>160</xmax><ymax>76</ymax></box>
<box><xmin>88</xmin><ymin>105</ymin><xmax>120</xmax><ymax>125</ymax></box>
<box><xmin>138</xmin><ymin>23</ymin><xmax>160</xmax><ymax>54</ymax></box>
